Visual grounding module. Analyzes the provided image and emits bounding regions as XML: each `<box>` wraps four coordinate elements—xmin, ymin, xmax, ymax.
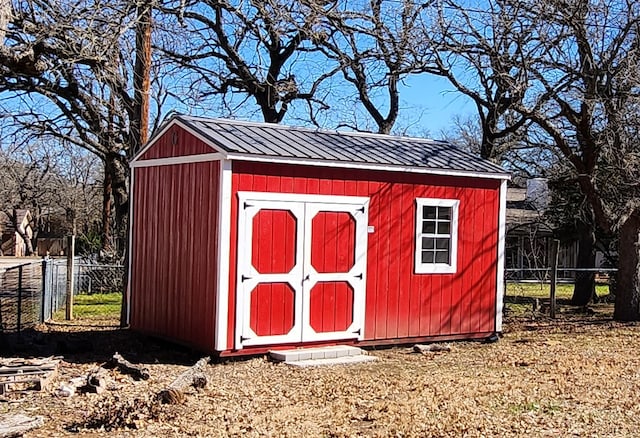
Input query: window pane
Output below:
<box><xmin>438</xmin><ymin>207</ymin><xmax>451</xmax><ymax>220</ymax></box>
<box><xmin>422</xmin><ymin>220</ymin><xmax>436</xmax><ymax>234</ymax></box>
<box><xmin>435</xmin><ymin>238</ymin><xmax>450</xmax><ymax>250</ymax></box>
<box><xmin>422</xmin><ymin>237</ymin><xmax>435</xmax><ymax>250</ymax></box>
<box><xmin>435</xmin><ymin>251</ymin><xmax>449</xmax><ymax>263</ymax></box>
<box><xmin>422</xmin><ymin>250</ymin><xmax>435</xmax><ymax>263</ymax></box>
<box><xmin>437</xmin><ymin>222</ymin><xmax>450</xmax><ymax>234</ymax></box>
<box><xmin>423</xmin><ymin>206</ymin><xmax>437</xmax><ymax>219</ymax></box>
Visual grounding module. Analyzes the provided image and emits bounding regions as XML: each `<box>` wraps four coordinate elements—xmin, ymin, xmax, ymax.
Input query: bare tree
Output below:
<box><xmin>157</xmin><ymin>0</ymin><xmax>339</xmax><ymax>124</ymax></box>
<box><xmin>313</xmin><ymin>0</ymin><xmax>437</xmax><ymax>134</ymax></box>
<box><xmin>424</xmin><ymin>0</ymin><xmax>536</xmax><ymax>159</ymax></box>
<box><xmin>431</xmin><ymin>0</ymin><xmax>640</xmax><ymax>318</ymax></box>
<box><xmin>0</xmin><ymin>138</ymin><xmax>101</xmax><ymax>255</ymax></box>
<box><xmin>513</xmin><ymin>0</ymin><xmax>640</xmax><ymax>319</ymax></box>
<box><xmin>0</xmin><ymin>0</ymin><xmax>164</xmax><ymax>254</ymax></box>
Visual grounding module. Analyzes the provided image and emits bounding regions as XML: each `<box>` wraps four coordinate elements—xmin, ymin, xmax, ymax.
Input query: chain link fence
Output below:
<box><xmin>0</xmin><ymin>258</ymin><xmax>125</xmax><ymax>333</ymax></box>
<box><xmin>505</xmin><ymin>267</ymin><xmax>617</xmax><ymax>302</ymax></box>
<box><xmin>0</xmin><ymin>261</ymin><xmax>44</xmax><ymax>333</ymax></box>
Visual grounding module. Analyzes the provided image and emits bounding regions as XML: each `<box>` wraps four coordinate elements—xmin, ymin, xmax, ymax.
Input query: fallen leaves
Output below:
<box><xmin>1</xmin><ymin>312</ymin><xmax>640</xmax><ymax>437</ymax></box>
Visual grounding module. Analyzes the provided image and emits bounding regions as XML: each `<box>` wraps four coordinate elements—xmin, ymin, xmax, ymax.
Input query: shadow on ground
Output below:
<box><xmin>0</xmin><ymin>320</ymin><xmax>203</xmax><ymax>366</ymax></box>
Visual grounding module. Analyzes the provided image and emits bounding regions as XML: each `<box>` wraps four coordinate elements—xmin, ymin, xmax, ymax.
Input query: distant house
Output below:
<box><xmin>505</xmin><ymin>180</ymin><xmax>580</xmax><ymax>278</ymax></box>
<box><xmin>0</xmin><ymin>210</ymin><xmax>34</xmax><ymax>257</ymax></box>
<box><xmin>35</xmin><ymin>208</ymin><xmax>71</xmax><ymax>256</ymax></box>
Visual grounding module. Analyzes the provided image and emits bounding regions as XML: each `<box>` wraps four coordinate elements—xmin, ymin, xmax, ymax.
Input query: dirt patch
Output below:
<box><xmin>2</xmin><ymin>306</ymin><xmax>640</xmax><ymax>437</ymax></box>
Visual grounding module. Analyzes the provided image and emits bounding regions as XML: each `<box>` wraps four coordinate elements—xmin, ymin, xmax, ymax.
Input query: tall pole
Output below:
<box><xmin>123</xmin><ymin>0</ymin><xmax>152</xmax><ymax>327</ymax></box>
<box><xmin>133</xmin><ymin>0</ymin><xmax>152</xmax><ymax>150</ymax></box>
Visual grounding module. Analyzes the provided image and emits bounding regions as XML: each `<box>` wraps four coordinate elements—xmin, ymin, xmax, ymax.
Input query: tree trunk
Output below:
<box><xmin>571</xmin><ymin>222</ymin><xmax>596</xmax><ymax>306</ymax></box>
<box><xmin>101</xmin><ymin>166</ymin><xmax>113</xmax><ymax>254</ymax></box>
<box><xmin>614</xmin><ymin>211</ymin><xmax>640</xmax><ymax>321</ymax></box>
<box><xmin>14</xmin><ymin>227</ymin><xmax>34</xmax><ymax>256</ymax></box>
<box><xmin>0</xmin><ymin>0</ymin><xmax>11</xmax><ymax>45</ymax></box>
<box><xmin>104</xmin><ymin>152</ymin><xmax>129</xmax><ymax>249</ymax></box>
<box><xmin>10</xmin><ymin>209</ymin><xmax>34</xmax><ymax>256</ymax></box>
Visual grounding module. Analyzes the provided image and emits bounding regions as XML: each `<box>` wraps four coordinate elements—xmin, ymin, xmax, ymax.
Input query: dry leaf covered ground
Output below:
<box><xmin>2</xmin><ymin>304</ymin><xmax>640</xmax><ymax>437</ymax></box>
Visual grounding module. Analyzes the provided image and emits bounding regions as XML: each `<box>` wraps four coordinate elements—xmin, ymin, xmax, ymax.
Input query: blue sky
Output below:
<box><xmin>399</xmin><ymin>74</ymin><xmax>475</xmax><ymax>138</ymax></box>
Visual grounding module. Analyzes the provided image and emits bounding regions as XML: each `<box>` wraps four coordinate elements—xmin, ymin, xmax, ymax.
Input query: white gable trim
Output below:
<box><xmin>130</xmin><ymin>153</ymin><xmax>223</xmax><ymax>168</ymax></box>
<box><xmin>226</xmin><ymin>153</ymin><xmax>509</xmax><ymax>180</ymax></box>
<box><xmin>131</xmin><ymin>118</ymin><xmax>222</xmax><ymax>163</ymax></box>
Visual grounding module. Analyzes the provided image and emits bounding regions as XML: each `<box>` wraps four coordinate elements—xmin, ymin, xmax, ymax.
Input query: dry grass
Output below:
<box><xmin>2</xmin><ymin>305</ymin><xmax>640</xmax><ymax>437</ymax></box>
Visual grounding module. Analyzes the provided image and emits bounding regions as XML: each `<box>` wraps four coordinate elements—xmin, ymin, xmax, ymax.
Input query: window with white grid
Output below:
<box><xmin>415</xmin><ymin>198</ymin><xmax>459</xmax><ymax>274</ymax></box>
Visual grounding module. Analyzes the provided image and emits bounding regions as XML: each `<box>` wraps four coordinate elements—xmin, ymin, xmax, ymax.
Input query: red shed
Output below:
<box><xmin>128</xmin><ymin>115</ymin><xmax>509</xmax><ymax>356</ymax></box>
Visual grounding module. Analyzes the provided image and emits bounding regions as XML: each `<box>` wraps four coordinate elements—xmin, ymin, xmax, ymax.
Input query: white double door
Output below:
<box><xmin>235</xmin><ymin>192</ymin><xmax>369</xmax><ymax>348</ymax></box>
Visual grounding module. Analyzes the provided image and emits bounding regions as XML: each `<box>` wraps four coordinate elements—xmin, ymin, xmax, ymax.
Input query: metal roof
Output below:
<box><xmin>144</xmin><ymin>114</ymin><xmax>508</xmax><ymax>177</ymax></box>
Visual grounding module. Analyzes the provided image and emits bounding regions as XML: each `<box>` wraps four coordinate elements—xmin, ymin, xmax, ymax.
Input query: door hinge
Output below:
<box><xmin>240</xmin><ymin>335</ymin><xmax>250</xmax><ymax>342</ymax></box>
<box><xmin>354</xmin><ymin>273</ymin><xmax>363</xmax><ymax>280</ymax></box>
<box><xmin>241</xmin><ymin>275</ymin><xmax>252</xmax><ymax>282</ymax></box>
<box><xmin>357</xmin><ymin>206</ymin><xmax>365</xmax><ymax>213</ymax></box>
<box><xmin>352</xmin><ymin>328</ymin><xmax>361</xmax><ymax>335</ymax></box>
<box><xmin>243</xmin><ymin>202</ymin><xmax>254</xmax><ymax>209</ymax></box>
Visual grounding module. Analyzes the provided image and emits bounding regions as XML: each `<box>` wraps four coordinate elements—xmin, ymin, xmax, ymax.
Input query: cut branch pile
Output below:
<box><xmin>0</xmin><ymin>357</ymin><xmax>60</xmax><ymax>395</ymax></box>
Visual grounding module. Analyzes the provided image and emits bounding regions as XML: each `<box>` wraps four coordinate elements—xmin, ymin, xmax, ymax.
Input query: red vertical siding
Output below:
<box><xmin>130</xmin><ymin>160</ymin><xmax>219</xmax><ymax>350</ymax></box>
<box><xmin>139</xmin><ymin>126</ymin><xmax>214</xmax><ymax>160</ymax></box>
<box><xmin>228</xmin><ymin>162</ymin><xmax>500</xmax><ymax>345</ymax></box>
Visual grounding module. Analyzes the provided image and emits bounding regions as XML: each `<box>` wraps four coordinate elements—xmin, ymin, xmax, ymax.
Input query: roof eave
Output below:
<box><xmin>225</xmin><ymin>152</ymin><xmax>511</xmax><ymax>180</ymax></box>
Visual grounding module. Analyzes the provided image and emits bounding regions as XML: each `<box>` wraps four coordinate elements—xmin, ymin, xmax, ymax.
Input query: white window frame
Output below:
<box><xmin>414</xmin><ymin>198</ymin><xmax>460</xmax><ymax>274</ymax></box>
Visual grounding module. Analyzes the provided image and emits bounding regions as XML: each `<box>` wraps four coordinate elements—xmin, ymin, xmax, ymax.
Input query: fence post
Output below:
<box><xmin>66</xmin><ymin>235</ymin><xmax>75</xmax><ymax>320</ymax></box>
<box><xmin>550</xmin><ymin>239</ymin><xmax>560</xmax><ymax>319</ymax></box>
<box><xmin>17</xmin><ymin>265</ymin><xmax>23</xmax><ymax>334</ymax></box>
<box><xmin>41</xmin><ymin>259</ymin><xmax>47</xmax><ymax>323</ymax></box>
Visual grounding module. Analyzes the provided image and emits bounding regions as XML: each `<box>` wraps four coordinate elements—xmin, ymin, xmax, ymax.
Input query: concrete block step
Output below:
<box><xmin>269</xmin><ymin>345</ymin><xmax>366</xmax><ymax>362</ymax></box>
<box><xmin>286</xmin><ymin>355</ymin><xmax>377</xmax><ymax>368</ymax></box>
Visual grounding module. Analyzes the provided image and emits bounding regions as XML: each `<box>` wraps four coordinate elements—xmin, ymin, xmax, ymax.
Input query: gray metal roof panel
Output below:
<box><xmin>168</xmin><ymin>115</ymin><xmax>507</xmax><ymax>176</ymax></box>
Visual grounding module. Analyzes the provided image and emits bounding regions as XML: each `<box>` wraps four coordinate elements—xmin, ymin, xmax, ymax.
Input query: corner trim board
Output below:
<box><xmin>214</xmin><ymin>159</ymin><xmax>233</xmax><ymax>351</ymax></box>
<box><xmin>495</xmin><ymin>179</ymin><xmax>507</xmax><ymax>332</ymax></box>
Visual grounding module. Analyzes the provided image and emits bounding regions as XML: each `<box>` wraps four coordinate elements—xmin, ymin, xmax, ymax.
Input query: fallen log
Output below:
<box><xmin>0</xmin><ymin>414</ymin><xmax>44</xmax><ymax>438</ymax></box>
<box><xmin>157</xmin><ymin>357</ymin><xmax>210</xmax><ymax>404</ymax></box>
<box><xmin>111</xmin><ymin>353</ymin><xmax>150</xmax><ymax>381</ymax></box>
<box><xmin>413</xmin><ymin>344</ymin><xmax>452</xmax><ymax>353</ymax></box>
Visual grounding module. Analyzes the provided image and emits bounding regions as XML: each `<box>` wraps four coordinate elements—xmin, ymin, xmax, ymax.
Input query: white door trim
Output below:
<box><xmin>235</xmin><ymin>192</ymin><xmax>369</xmax><ymax>349</ymax></box>
<box><xmin>237</xmin><ymin>191</ymin><xmax>370</xmax><ymax>206</ymax></box>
